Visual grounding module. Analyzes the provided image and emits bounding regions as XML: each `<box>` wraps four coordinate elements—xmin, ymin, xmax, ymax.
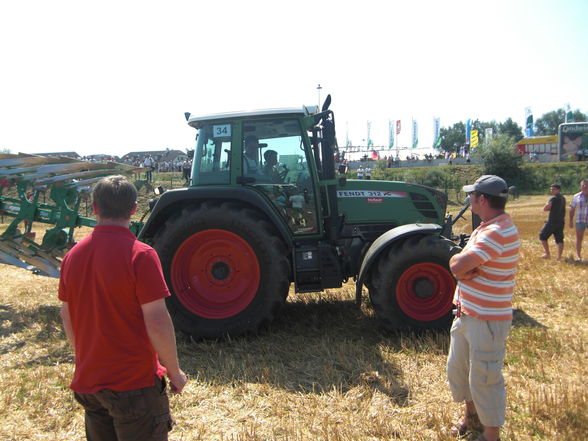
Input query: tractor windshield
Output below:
<box><xmin>191</xmin><ymin>123</ymin><xmax>232</xmax><ymax>185</ymax></box>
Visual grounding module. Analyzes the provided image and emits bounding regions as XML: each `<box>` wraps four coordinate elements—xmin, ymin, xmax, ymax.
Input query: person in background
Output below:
<box><xmin>365</xmin><ymin>165</ymin><xmax>372</xmax><ymax>180</ymax></box>
<box><xmin>539</xmin><ymin>184</ymin><xmax>566</xmax><ymax>259</ymax></box>
<box><xmin>447</xmin><ymin>175</ymin><xmax>520</xmax><ymax>441</ymax></box>
<box><xmin>182</xmin><ymin>159</ymin><xmax>192</xmax><ymax>181</ymax></box>
<box><xmin>143</xmin><ymin>155</ymin><xmax>154</xmax><ymax>182</ymax></box>
<box><xmin>357</xmin><ymin>165</ymin><xmax>364</xmax><ymax>179</ymax></box>
<box><xmin>59</xmin><ymin>175</ymin><xmax>187</xmax><ymax>441</ymax></box>
<box><xmin>569</xmin><ymin>178</ymin><xmax>588</xmax><ymax>261</ymax></box>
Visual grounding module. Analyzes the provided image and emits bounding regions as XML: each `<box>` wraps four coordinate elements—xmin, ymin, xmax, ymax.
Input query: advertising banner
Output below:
<box><xmin>559</xmin><ymin>122</ymin><xmax>588</xmax><ymax>161</ymax></box>
<box><xmin>471</xmin><ymin>130</ymin><xmax>479</xmax><ymax>148</ymax></box>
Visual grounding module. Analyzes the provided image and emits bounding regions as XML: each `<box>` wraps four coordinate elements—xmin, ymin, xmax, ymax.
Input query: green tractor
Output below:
<box><xmin>138</xmin><ymin>96</ymin><xmax>464</xmax><ymax>338</ymax></box>
<box><xmin>0</xmin><ymin>96</ymin><xmax>466</xmax><ymax>339</ymax></box>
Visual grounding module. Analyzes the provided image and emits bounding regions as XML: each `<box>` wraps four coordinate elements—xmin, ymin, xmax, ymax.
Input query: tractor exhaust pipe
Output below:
<box><xmin>315</xmin><ymin>105</ymin><xmax>340</xmax><ymax>242</ymax></box>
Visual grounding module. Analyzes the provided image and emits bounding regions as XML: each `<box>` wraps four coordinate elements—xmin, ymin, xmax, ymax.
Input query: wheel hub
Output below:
<box><xmin>413</xmin><ymin>277</ymin><xmax>434</xmax><ymax>299</ymax></box>
<box><xmin>211</xmin><ymin>261</ymin><xmax>231</xmax><ymax>280</ymax></box>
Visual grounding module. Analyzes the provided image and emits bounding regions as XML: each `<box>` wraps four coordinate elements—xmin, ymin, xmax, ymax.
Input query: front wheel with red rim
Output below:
<box><xmin>394</xmin><ymin>262</ymin><xmax>455</xmax><ymax>322</ymax></box>
<box><xmin>369</xmin><ymin>234</ymin><xmax>461</xmax><ymax>331</ymax></box>
<box><xmin>154</xmin><ymin>203</ymin><xmax>290</xmax><ymax>339</ymax></box>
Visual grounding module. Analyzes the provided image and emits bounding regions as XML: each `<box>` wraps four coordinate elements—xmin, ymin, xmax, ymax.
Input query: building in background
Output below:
<box><xmin>514</xmin><ymin>135</ymin><xmax>558</xmax><ymax>161</ymax></box>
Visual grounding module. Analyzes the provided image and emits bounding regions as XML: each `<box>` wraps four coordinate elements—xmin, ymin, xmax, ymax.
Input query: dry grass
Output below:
<box><xmin>1</xmin><ymin>194</ymin><xmax>587</xmax><ymax>440</ymax></box>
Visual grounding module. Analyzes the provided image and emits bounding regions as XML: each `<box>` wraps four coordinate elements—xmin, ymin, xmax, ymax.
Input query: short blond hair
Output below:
<box><xmin>92</xmin><ymin>175</ymin><xmax>137</xmax><ymax>220</ymax></box>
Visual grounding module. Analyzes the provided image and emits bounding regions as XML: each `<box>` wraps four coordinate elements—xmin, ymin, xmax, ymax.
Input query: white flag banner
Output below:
<box><xmin>433</xmin><ymin>117</ymin><xmax>441</xmax><ymax>146</ymax></box>
<box><xmin>412</xmin><ymin>119</ymin><xmax>418</xmax><ymax>149</ymax></box>
<box><xmin>485</xmin><ymin>127</ymin><xmax>494</xmax><ymax>140</ymax></box>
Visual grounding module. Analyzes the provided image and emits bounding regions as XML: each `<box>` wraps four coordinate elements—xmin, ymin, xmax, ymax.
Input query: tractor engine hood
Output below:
<box><xmin>336</xmin><ymin>179</ymin><xmax>447</xmax><ymax>226</ymax></box>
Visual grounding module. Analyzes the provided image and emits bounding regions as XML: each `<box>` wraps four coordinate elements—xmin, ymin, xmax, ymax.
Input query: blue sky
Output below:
<box><xmin>1</xmin><ymin>0</ymin><xmax>587</xmax><ymax>156</ymax></box>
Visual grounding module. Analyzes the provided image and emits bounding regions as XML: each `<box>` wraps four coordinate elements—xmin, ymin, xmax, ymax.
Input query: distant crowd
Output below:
<box><xmin>77</xmin><ymin>154</ymin><xmax>192</xmax><ymax>174</ymax></box>
<box><xmin>123</xmin><ymin>155</ymin><xmax>191</xmax><ymax>173</ymax></box>
<box><xmin>343</xmin><ymin>150</ymin><xmax>472</xmax><ymax>168</ymax></box>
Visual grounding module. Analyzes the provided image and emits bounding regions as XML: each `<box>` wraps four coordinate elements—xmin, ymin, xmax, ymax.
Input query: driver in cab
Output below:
<box><xmin>243</xmin><ymin>135</ymin><xmax>262</xmax><ymax>175</ymax></box>
<box><xmin>263</xmin><ymin>149</ymin><xmax>285</xmax><ymax>183</ymax></box>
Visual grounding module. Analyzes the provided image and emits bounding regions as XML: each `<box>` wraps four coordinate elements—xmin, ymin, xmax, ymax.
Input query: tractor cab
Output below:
<box><xmin>186</xmin><ymin>105</ymin><xmax>331</xmax><ymax>236</ymax></box>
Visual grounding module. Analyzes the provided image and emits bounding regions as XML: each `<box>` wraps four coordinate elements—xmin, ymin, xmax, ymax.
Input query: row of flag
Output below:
<box><xmin>374</xmin><ymin>104</ymin><xmax>577</xmax><ymax>150</ymax></box>
<box><xmin>386</xmin><ymin>119</ymin><xmax>421</xmax><ymax>149</ymax></box>
<box><xmin>386</xmin><ymin>117</ymin><xmax>437</xmax><ymax>149</ymax></box>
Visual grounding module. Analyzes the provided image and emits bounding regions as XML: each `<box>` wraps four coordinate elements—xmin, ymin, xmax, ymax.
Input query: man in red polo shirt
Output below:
<box><xmin>59</xmin><ymin>175</ymin><xmax>187</xmax><ymax>441</ymax></box>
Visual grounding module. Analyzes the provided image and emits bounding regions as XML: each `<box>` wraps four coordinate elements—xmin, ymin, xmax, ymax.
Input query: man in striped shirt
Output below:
<box><xmin>569</xmin><ymin>178</ymin><xmax>588</xmax><ymax>261</ymax></box>
<box><xmin>447</xmin><ymin>175</ymin><xmax>520</xmax><ymax>441</ymax></box>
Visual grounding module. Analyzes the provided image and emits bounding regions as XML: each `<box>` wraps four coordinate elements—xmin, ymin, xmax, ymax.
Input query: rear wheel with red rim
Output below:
<box><xmin>171</xmin><ymin>229</ymin><xmax>261</xmax><ymax>319</ymax></box>
<box><xmin>154</xmin><ymin>203</ymin><xmax>290</xmax><ymax>339</ymax></box>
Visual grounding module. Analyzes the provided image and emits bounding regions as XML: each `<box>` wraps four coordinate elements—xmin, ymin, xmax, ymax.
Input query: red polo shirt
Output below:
<box><xmin>59</xmin><ymin>225</ymin><xmax>170</xmax><ymax>393</ymax></box>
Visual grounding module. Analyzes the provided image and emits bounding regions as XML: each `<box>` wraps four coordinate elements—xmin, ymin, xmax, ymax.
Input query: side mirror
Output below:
<box><xmin>322</xmin><ymin>94</ymin><xmax>331</xmax><ymax>111</ymax></box>
<box><xmin>338</xmin><ymin>164</ymin><xmax>348</xmax><ymax>174</ymax></box>
<box><xmin>153</xmin><ymin>185</ymin><xmax>166</xmax><ymax>196</ymax></box>
<box><xmin>187</xmin><ymin>150</ymin><xmax>194</xmax><ymax>159</ymax></box>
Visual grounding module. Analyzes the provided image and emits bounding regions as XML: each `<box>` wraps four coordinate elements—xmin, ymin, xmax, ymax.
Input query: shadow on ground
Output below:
<box><xmin>178</xmin><ymin>295</ymin><xmax>450</xmax><ymax>403</ymax></box>
<box><xmin>512</xmin><ymin>308</ymin><xmax>547</xmax><ymax>329</ymax></box>
<box><xmin>0</xmin><ymin>304</ymin><xmax>72</xmax><ymax>366</ymax></box>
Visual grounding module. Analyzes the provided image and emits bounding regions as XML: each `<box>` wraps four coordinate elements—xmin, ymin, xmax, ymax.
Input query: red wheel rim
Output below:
<box><xmin>171</xmin><ymin>229</ymin><xmax>260</xmax><ymax>319</ymax></box>
<box><xmin>395</xmin><ymin>263</ymin><xmax>455</xmax><ymax>321</ymax></box>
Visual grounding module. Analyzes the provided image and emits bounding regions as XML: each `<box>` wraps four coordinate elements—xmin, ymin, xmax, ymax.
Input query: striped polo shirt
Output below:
<box><xmin>454</xmin><ymin>213</ymin><xmax>520</xmax><ymax>321</ymax></box>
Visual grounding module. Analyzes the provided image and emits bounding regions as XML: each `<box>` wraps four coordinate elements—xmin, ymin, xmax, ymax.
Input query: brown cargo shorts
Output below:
<box><xmin>74</xmin><ymin>376</ymin><xmax>173</xmax><ymax>441</ymax></box>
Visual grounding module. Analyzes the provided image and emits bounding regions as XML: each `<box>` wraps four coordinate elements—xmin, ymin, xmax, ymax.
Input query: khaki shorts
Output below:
<box><xmin>447</xmin><ymin>314</ymin><xmax>512</xmax><ymax>427</ymax></box>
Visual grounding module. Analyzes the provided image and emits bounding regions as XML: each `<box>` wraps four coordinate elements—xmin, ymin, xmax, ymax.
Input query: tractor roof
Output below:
<box><xmin>187</xmin><ymin>105</ymin><xmax>319</xmax><ymax>128</ymax></box>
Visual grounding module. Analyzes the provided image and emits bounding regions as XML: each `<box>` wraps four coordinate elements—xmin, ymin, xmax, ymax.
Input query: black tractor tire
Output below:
<box><xmin>153</xmin><ymin>201</ymin><xmax>290</xmax><ymax>339</ymax></box>
<box><xmin>369</xmin><ymin>234</ymin><xmax>461</xmax><ymax>332</ymax></box>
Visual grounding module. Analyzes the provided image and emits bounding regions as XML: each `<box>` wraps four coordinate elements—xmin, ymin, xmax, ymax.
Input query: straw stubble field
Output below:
<box><xmin>0</xmin><ymin>195</ymin><xmax>586</xmax><ymax>440</ymax></box>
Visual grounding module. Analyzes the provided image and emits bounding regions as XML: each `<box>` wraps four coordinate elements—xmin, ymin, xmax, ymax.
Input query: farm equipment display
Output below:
<box><xmin>0</xmin><ymin>154</ymin><xmax>143</xmax><ymax>276</ymax></box>
<box><xmin>1</xmin><ymin>96</ymin><xmax>468</xmax><ymax>338</ymax></box>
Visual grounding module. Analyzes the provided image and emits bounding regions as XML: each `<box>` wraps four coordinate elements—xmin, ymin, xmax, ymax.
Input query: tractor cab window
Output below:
<box><xmin>192</xmin><ymin>123</ymin><xmax>232</xmax><ymax>185</ymax></box>
<box><xmin>242</xmin><ymin>119</ymin><xmax>319</xmax><ymax>234</ymax></box>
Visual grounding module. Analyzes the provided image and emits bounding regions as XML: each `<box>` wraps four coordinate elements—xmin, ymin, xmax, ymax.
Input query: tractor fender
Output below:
<box><xmin>138</xmin><ymin>186</ymin><xmax>292</xmax><ymax>247</ymax></box>
<box><xmin>355</xmin><ymin>223</ymin><xmax>442</xmax><ymax>305</ymax></box>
